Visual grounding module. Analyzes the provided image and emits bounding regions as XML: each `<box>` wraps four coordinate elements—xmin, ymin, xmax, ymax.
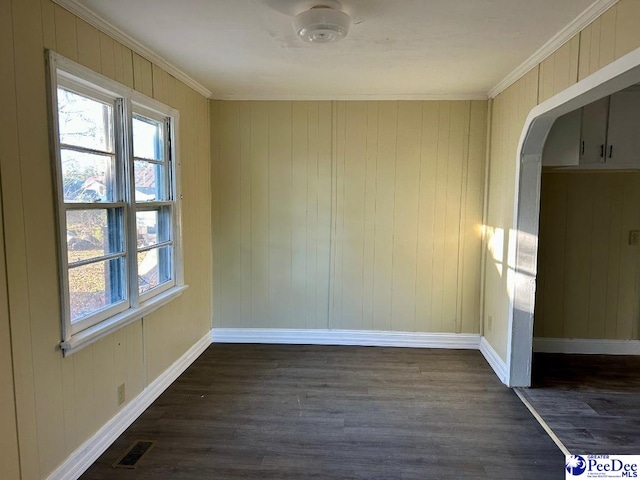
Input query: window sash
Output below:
<box><xmin>48</xmin><ymin>51</ymin><xmax>181</xmax><ymax>345</ymax></box>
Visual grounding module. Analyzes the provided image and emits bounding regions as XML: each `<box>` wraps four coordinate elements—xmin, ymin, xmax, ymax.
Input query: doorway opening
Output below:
<box><xmin>506</xmin><ymin>47</ymin><xmax>640</xmax><ymax>388</ymax></box>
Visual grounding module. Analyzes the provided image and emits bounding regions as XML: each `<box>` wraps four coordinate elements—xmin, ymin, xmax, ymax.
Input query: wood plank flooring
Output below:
<box><xmin>519</xmin><ymin>353</ymin><xmax>640</xmax><ymax>455</ymax></box>
<box><xmin>81</xmin><ymin>345</ymin><xmax>563</xmax><ymax>479</ymax></box>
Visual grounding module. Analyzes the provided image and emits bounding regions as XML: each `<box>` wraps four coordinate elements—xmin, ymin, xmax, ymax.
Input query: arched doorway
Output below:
<box><xmin>506</xmin><ymin>48</ymin><xmax>640</xmax><ymax>387</ymax></box>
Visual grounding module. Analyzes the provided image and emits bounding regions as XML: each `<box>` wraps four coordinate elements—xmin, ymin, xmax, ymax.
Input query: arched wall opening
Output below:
<box><xmin>506</xmin><ymin>47</ymin><xmax>640</xmax><ymax>387</ymax></box>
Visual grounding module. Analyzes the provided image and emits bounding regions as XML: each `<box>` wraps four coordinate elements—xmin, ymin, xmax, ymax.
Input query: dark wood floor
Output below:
<box><xmin>519</xmin><ymin>353</ymin><xmax>640</xmax><ymax>455</ymax></box>
<box><xmin>81</xmin><ymin>345</ymin><xmax>563</xmax><ymax>480</ymax></box>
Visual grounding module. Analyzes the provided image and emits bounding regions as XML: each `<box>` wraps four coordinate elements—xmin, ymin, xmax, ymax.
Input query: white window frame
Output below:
<box><xmin>46</xmin><ymin>51</ymin><xmax>187</xmax><ymax>356</ymax></box>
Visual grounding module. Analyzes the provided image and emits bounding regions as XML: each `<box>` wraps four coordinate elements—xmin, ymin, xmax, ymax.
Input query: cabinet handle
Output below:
<box><xmin>609</xmin><ymin>145</ymin><xmax>613</xmax><ymax>158</ymax></box>
<box><xmin>600</xmin><ymin>144</ymin><xmax>605</xmax><ymax>158</ymax></box>
<box><xmin>581</xmin><ymin>141</ymin><xmax>585</xmax><ymax>156</ymax></box>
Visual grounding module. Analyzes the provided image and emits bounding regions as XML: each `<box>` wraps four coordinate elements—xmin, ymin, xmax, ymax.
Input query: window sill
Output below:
<box><xmin>60</xmin><ymin>284</ymin><xmax>189</xmax><ymax>357</ymax></box>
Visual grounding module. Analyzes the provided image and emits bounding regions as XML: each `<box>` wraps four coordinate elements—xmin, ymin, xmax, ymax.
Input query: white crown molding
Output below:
<box><xmin>46</xmin><ymin>332</ymin><xmax>211</xmax><ymax>480</ymax></box>
<box><xmin>212</xmin><ymin>328</ymin><xmax>481</xmax><ymax>349</ymax></box>
<box><xmin>487</xmin><ymin>0</ymin><xmax>619</xmax><ymax>99</ymax></box>
<box><xmin>533</xmin><ymin>337</ymin><xmax>640</xmax><ymax>355</ymax></box>
<box><xmin>212</xmin><ymin>93</ymin><xmax>489</xmax><ymax>101</ymax></box>
<box><xmin>51</xmin><ymin>0</ymin><xmax>212</xmax><ymax>98</ymax></box>
<box><xmin>479</xmin><ymin>337</ymin><xmax>508</xmax><ymax>384</ymax></box>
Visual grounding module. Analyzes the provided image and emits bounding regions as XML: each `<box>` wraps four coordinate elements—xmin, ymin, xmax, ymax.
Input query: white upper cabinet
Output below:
<box><xmin>580</xmin><ymin>96</ymin><xmax>609</xmax><ymax>165</ymax></box>
<box><xmin>606</xmin><ymin>90</ymin><xmax>640</xmax><ymax>165</ymax></box>
<box><xmin>543</xmin><ymin>87</ymin><xmax>640</xmax><ymax>170</ymax></box>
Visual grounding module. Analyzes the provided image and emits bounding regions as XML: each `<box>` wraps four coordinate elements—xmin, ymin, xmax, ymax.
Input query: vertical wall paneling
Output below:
<box><xmin>53</xmin><ymin>3</ymin><xmax>77</xmax><ymax>61</ymax></box>
<box><xmin>361</xmin><ymin>102</ymin><xmax>379</xmax><ymax>331</ymax></box>
<box><xmin>41</xmin><ymin>0</ymin><xmax>56</xmax><ymax>51</ymax></box>
<box><xmin>615</xmin><ymin>0</ymin><xmax>640</xmax><ymax>59</ymax></box>
<box><xmin>443</xmin><ymin>103</ymin><xmax>470</xmax><ymax>333</ymax></box>
<box><xmin>535</xmin><ymin>172</ymin><xmax>640</xmax><ymax>341</ymax></box>
<box><xmin>305</xmin><ymin>102</ymin><xmax>320</xmax><ymax>329</ymax></box>
<box><xmin>579</xmin><ymin>4</ymin><xmax>618</xmax><ymax>81</ymax></box>
<box><xmin>390</xmin><ymin>102</ymin><xmax>421</xmax><ymax>333</ymax></box>
<box><xmin>414</xmin><ymin>102</ymin><xmax>440</xmax><ymax>333</ymax></box>
<box><xmin>249</xmin><ymin>102</ymin><xmax>270</xmax><ymax>328</ymax></box>
<box><xmin>338</xmin><ymin>102</ymin><xmax>368</xmax><ymax>330</ymax></box>
<box><xmin>268</xmin><ymin>103</ymin><xmax>293</xmax><ymax>328</ymax></box>
<box><xmin>483</xmin><ymin>67</ymin><xmax>539</xmax><ymax>360</ymax></box>
<box><xmin>210</xmin><ymin>101</ymin><xmax>222</xmax><ymax>327</ymax></box>
<box><xmin>605</xmin><ymin>175</ymin><xmax>624</xmax><ymax>339</ymax></box>
<box><xmin>76</xmin><ymin>18</ymin><xmax>101</xmax><ymax>72</ymax></box>
<box><xmin>219</xmin><ymin>102</ymin><xmax>242</xmax><ymax>327</ymax></box>
<box><xmin>121</xmin><ymin>46</ymin><xmax>134</xmax><ymax>89</ymax></box>
<box><xmin>599</xmin><ymin>6</ymin><xmax>618</xmax><ymax>70</ymax></box>
<box><xmin>617</xmin><ymin>176</ymin><xmax>640</xmax><ymax>338</ymax></box>
<box><xmin>588</xmin><ymin>177</ymin><xmax>612</xmax><ymax>339</ymax></box>
<box><xmin>329</xmin><ymin>101</ymin><xmax>344</xmax><ymax>328</ymax></box>
<box><xmin>0</xmin><ymin>164</ymin><xmax>21</xmax><ymax>480</ymax></box>
<box><xmin>212</xmin><ymin>100</ymin><xmax>487</xmax><ymax>334</ymax></box>
<box><xmin>239</xmin><ymin>102</ymin><xmax>252</xmax><ymax>327</ymax></box>
<box><xmin>371</xmin><ymin>102</ymin><xmax>398</xmax><ymax>331</ymax></box>
<box><xmin>133</xmin><ymin>52</ymin><xmax>153</xmax><ymax>97</ymax></box>
<box><xmin>0</xmin><ymin>0</ymin><xmax>39</xmax><ymax>477</ymax></box>
<box><xmin>430</xmin><ymin>103</ymin><xmax>451</xmax><ymax>332</ymax></box>
<box><xmin>14</xmin><ymin>0</ymin><xmax>67</xmax><ymax>474</ymax></box>
<box><xmin>291</xmin><ymin>102</ymin><xmax>308</xmax><ymax>327</ymax></box>
<box><xmin>563</xmin><ymin>175</ymin><xmax>594</xmax><ymax>338</ymax></box>
<box><xmin>539</xmin><ymin>36</ymin><xmax>579</xmax><ymax>103</ymax></box>
<box><xmin>214</xmin><ymin>101</ymin><xmax>334</xmax><ymax>329</ymax></box>
<box><xmin>578</xmin><ymin>25</ymin><xmax>592</xmax><ymax>81</ymax></box>
<box><xmin>99</xmin><ymin>33</ymin><xmax>116</xmax><ymax>80</ymax></box>
<box><xmin>2</xmin><ymin>1</ymin><xmax>212</xmax><ymax>477</ymax></box>
<box><xmin>316</xmin><ymin>102</ymin><xmax>333</xmax><ymax>329</ymax></box>
<box><xmin>534</xmin><ymin>175</ymin><xmax>568</xmax><ymax>339</ymax></box>
<box><xmin>461</xmin><ymin>101</ymin><xmax>488</xmax><ymax>334</ymax></box>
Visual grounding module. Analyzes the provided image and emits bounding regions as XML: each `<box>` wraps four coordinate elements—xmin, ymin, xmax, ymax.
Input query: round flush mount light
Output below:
<box><xmin>293</xmin><ymin>5</ymin><xmax>351</xmax><ymax>43</ymax></box>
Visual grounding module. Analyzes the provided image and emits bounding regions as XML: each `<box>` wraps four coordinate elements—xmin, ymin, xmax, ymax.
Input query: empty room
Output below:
<box><xmin>2</xmin><ymin>1</ymin><xmax>640</xmax><ymax>479</ymax></box>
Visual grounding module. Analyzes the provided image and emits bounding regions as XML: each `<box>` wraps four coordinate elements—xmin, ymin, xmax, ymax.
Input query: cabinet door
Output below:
<box><xmin>607</xmin><ymin>90</ymin><xmax>640</xmax><ymax>165</ymax></box>
<box><xmin>580</xmin><ymin>97</ymin><xmax>609</xmax><ymax>165</ymax></box>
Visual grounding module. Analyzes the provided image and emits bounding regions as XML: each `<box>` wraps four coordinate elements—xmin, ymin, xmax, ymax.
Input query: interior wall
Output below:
<box><xmin>534</xmin><ymin>171</ymin><xmax>640</xmax><ymax>340</ymax></box>
<box><xmin>0</xmin><ymin>172</ymin><xmax>20</xmax><ymax>480</ymax></box>
<box><xmin>211</xmin><ymin>100</ymin><xmax>487</xmax><ymax>333</ymax></box>
<box><xmin>483</xmin><ymin>0</ymin><xmax>640</xmax><ymax>361</ymax></box>
<box><xmin>0</xmin><ymin>1</ymin><xmax>211</xmax><ymax>478</ymax></box>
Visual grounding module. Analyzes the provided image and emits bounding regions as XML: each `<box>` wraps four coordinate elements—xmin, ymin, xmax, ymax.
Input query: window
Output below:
<box><xmin>47</xmin><ymin>52</ymin><xmax>185</xmax><ymax>355</ymax></box>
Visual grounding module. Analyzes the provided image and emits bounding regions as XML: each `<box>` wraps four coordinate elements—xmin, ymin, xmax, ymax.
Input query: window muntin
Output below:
<box><xmin>50</xmin><ymin>57</ymin><xmax>179</xmax><ymax>343</ymax></box>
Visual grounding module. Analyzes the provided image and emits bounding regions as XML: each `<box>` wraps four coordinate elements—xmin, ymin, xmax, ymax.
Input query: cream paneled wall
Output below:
<box><xmin>483</xmin><ymin>0</ymin><xmax>640</xmax><ymax>361</ymax></box>
<box><xmin>535</xmin><ymin>172</ymin><xmax>640</xmax><ymax>341</ymax></box>
<box><xmin>483</xmin><ymin>69</ymin><xmax>540</xmax><ymax>359</ymax></box>
<box><xmin>0</xmin><ymin>187</ymin><xmax>20</xmax><ymax>480</ymax></box>
<box><xmin>211</xmin><ymin>101</ymin><xmax>333</xmax><ymax>329</ymax></box>
<box><xmin>211</xmin><ymin>100</ymin><xmax>487</xmax><ymax>333</ymax></box>
<box><xmin>1</xmin><ymin>0</ymin><xmax>211</xmax><ymax>478</ymax></box>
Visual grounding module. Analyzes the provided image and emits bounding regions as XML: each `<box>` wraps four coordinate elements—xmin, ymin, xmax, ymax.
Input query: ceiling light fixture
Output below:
<box><xmin>293</xmin><ymin>4</ymin><xmax>351</xmax><ymax>44</ymax></box>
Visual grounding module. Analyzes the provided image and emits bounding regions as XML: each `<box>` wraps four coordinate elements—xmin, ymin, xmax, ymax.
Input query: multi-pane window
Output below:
<box><xmin>48</xmin><ymin>52</ymin><xmax>181</xmax><ymax>351</ymax></box>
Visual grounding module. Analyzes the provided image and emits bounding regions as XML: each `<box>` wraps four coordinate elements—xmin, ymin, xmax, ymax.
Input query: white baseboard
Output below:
<box><xmin>533</xmin><ymin>337</ymin><xmax>640</xmax><ymax>355</ymax></box>
<box><xmin>211</xmin><ymin>328</ymin><xmax>481</xmax><ymax>349</ymax></box>
<box><xmin>46</xmin><ymin>331</ymin><xmax>212</xmax><ymax>480</ymax></box>
<box><xmin>479</xmin><ymin>337</ymin><xmax>508</xmax><ymax>384</ymax></box>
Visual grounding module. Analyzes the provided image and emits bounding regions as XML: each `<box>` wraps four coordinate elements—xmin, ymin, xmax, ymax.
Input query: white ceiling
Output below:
<box><xmin>77</xmin><ymin>0</ymin><xmax>598</xmax><ymax>99</ymax></box>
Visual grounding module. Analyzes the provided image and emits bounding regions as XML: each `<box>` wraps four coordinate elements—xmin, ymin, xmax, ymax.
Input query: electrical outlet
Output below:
<box><xmin>629</xmin><ymin>230</ymin><xmax>640</xmax><ymax>246</ymax></box>
<box><xmin>117</xmin><ymin>383</ymin><xmax>125</xmax><ymax>406</ymax></box>
<box><xmin>487</xmin><ymin>315</ymin><xmax>493</xmax><ymax>331</ymax></box>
